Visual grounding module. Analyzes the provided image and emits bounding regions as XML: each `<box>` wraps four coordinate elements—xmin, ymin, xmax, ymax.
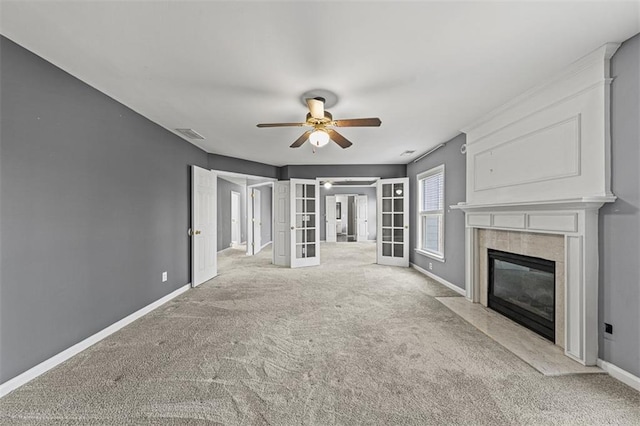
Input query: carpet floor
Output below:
<box><xmin>1</xmin><ymin>243</ymin><xmax>638</xmax><ymax>425</ymax></box>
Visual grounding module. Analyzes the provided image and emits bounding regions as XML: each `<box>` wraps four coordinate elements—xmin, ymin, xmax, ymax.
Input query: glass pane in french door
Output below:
<box><xmin>381</xmin><ymin>181</ymin><xmax>405</xmax><ymax>258</ymax></box>
<box><xmin>295</xmin><ymin>183</ymin><xmax>316</xmax><ymax>259</ymax></box>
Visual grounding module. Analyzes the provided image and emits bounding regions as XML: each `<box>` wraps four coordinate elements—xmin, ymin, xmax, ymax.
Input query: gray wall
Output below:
<box><xmin>209</xmin><ymin>153</ymin><xmax>279</xmax><ymax>179</ymax></box>
<box><xmin>281</xmin><ymin>164</ymin><xmax>406</xmax><ymax>180</ymax></box>
<box><xmin>599</xmin><ymin>33</ymin><xmax>640</xmax><ymax>377</ymax></box>
<box><xmin>0</xmin><ymin>36</ymin><xmax>209</xmax><ymax>383</ymax></box>
<box><xmin>258</xmin><ymin>185</ymin><xmax>273</xmax><ymax>245</ymax></box>
<box><xmin>319</xmin><ymin>186</ymin><xmax>377</xmax><ymax>241</ymax></box>
<box><xmin>407</xmin><ymin>134</ymin><xmax>467</xmax><ymax>290</ymax></box>
<box><xmin>217</xmin><ymin>178</ymin><xmax>247</xmax><ymax>251</ymax></box>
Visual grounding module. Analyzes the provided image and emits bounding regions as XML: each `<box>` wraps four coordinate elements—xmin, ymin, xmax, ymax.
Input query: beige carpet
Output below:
<box><xmin>1</xmin><ymin>243</ymin><xmax>638</xmax><ymax>425</ymax></box>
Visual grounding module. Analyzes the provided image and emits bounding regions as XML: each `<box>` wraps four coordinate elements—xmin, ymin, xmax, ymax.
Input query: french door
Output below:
<box><xmin>290</xmin><ymin>179</ymin><xmax>320</xmax><ymax>268</ymax></box>
<box><xmin>377</xmin><ymin>177</ymin><xmax>409</xmax><ymax>267</ymax></box>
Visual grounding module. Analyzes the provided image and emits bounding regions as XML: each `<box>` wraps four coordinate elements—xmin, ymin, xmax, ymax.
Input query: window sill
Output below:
<box><xmin>415</xmin><ymin>248</ymin><xmax>445</xmax><ymax>263</ymax></box>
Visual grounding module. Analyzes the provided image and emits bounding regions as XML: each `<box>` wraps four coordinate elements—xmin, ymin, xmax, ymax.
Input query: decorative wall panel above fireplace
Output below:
<box><xmin>460</xmin><ymin>43</ymin><xmax>620</xmax><ymax>207</ymax></box>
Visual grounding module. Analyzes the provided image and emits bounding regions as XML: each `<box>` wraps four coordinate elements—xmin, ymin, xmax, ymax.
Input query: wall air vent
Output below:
<box><xmin>175</xmin><ymin>128</ymin><xmax>205</xmax><ymax>140</ymax></box>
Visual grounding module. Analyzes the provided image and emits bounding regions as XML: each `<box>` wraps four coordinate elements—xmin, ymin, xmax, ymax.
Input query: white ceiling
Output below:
<box><xmin>1</xmin><ymin>1</ymin><xmax>638</xmax><ymax>166</ymax></box>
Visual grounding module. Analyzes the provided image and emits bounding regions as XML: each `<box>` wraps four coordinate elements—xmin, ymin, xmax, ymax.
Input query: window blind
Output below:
<box><xmin>421</xmin><ymin>171</ymin><xmax>444</xmax><ymax>212</ymax></box>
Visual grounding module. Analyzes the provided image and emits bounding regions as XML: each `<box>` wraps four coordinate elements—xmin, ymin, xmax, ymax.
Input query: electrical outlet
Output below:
<box><xmin>162</xmin><ymin>271</ymin><xmax>167</xmax><ymax>282</ymax></box>
<box><xmin>429</xmin><ymin>262</ymin><xmax>433</xmax><ymax>270</ymax></box>
<box><xmin>605</xmin><ymin>323</ymin><xmax>613</xmax><ymax>334</ymax></box>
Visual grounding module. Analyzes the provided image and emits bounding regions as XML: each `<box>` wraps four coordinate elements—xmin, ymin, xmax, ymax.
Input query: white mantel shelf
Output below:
<box><xmin>451</xmin><ymin>196</ymin><xmax>616</xmax><ymax>213</ymax></box>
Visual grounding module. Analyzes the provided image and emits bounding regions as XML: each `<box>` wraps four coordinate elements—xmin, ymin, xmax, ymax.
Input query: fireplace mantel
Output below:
<box><xmin>456</xmin><ymin>199</ymin><xmax>615</xmax><ymax>365</ymax></box>
<box><xmin>451</xmin><ymin>196</ymin><xmax>616</xmax><ymax>213</ymax></box>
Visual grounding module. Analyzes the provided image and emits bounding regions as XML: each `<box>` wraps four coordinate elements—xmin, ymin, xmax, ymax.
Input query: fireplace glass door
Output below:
<box><xmin>488</xmin><ymin>249</ymin><xmax>555</xmax><ymax>342</ymax></box>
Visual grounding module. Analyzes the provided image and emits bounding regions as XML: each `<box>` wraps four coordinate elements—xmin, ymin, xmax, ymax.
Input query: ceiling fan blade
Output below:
<box><xmin>290</xmin><ymin>130</ymin><xmax>312</xmax><ymax>148</ymax></box>
<box><xmin>333</xmin><ymin>118</ymin><xmax>381</xmax><ymax>127</ymax></box>
<box><xmin>306</xmin><ymin>97</ymin><xmax>325</xmax><ymax>119</ymax></box>
<box><xmin>257</xmin><ymin>122</ymin><xmax>306</xmax><ymax>128</ymax></box>
<box><xmin>327</xmin><ymin>129</ymin><xmax>353</xmax><ymax>149</ymax></box>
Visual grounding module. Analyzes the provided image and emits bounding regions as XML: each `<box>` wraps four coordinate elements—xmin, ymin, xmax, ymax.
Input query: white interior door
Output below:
<box><xmin>377</xmin><ymin>178</ymin><xmax>409</xmax><ymax>267</ymax></box>
<box><xmin>325</xmin><ymin>195</ymin><xmax>337</xmax><ymax>242</ymax></box>
<box><xmin>273</xmin><ymin>181</ymin><xmax>290</xmax><ymax>267</ymax></box>
<box><xmin>252</xmin><ymin>188</ymin><xmax>262</xmax><ymax>254</ymax></box>
<box><xmin>192</xmin><ymin>166</ymin><xmax>217</xmax><ymax>286</ymax></box>
<box><xmin>336</xmin><ymin>195</ymin><xmax>346</xmax><ymax>235</ymax></box>
<box><xmin>357</xmin><ymin>195</ymin><xmax>368</xmax><ymax>242</ymax></box>
<box><xmin>291</xmin><ymin>179</ymin><xmax>320</xmax><ymax>268</ymax></box>
<box><xmin>231</xmin><ymin>191</ymin><xmax>240</xmax><ymax>246</ymax></box>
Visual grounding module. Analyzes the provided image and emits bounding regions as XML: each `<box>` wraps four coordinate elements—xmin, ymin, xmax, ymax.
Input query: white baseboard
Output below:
<box><xmin>411</xmin><ymin>263</ymin><xmax>466</xmax><ymax>296</ymax></box>
<box><xmin>260</xmin><ymin>241</ymin><xmax>272</xmax><ymax>250</ymax></box>
<box><xmin>0</xmin><ymin>283</ymin><xmax>191</xmax><ymax>398</ymax></box>
<box><xmin>597</xmin><ymin>359</ymin><xmax>640</xmax><ymax>392</ymax></box>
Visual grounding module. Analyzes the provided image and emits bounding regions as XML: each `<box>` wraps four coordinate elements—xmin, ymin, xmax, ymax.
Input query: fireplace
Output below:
<box><xmin>488</xmin><ymin>249</ymin><xmax>556</xmax><ymax>342</ymax></box>
<box><xmin>451</xmin><ymin>43</ymin><xmax>619</xmax><ymax>365</ymax></box>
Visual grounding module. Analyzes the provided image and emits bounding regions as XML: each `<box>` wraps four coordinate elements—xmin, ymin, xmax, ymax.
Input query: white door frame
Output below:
<box><xmin>191</xmin><ymin>166</ymin><xmax>217</xmax><ymax>287</ymax></box>
<box><xmin>230</xmin><ymin>191</ymin><xmax>241</xmax><ymax>247</ymax></box>
<box><xmin>377</xmin><ymin>177</ymin><xmax>410</xmax><ymax>267</ymax></box>
<box><xmin>325</xmin><ymin>195</ymin><xmax>337</xmax><ymax>242</ymax></box>
<box><xmin>252</xmin><ymin>188</ymin><xmax>262</xmax><ymax>254</ymax></box>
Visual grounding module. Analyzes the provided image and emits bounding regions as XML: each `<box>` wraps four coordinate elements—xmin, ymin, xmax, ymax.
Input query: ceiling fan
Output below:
<box><xmin>256</xmin><ymin>97</ymin><xmax>381</xmax><ymax>150</ymax></box>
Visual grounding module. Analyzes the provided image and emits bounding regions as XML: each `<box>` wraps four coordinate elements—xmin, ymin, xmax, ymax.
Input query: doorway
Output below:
<box><xmin>211</xmin><ymin>170</ymin><xmax>275</xmax><ymax>274</ymax></box>
<box><xmin>333</xmin><ymin>195</ymin><xmax>362</xmax><ymax>242</ymax></box>
<box><xmin>319</xmin><ymin>178</ymin><xmax>377</xmax><ymax>244</ymax></box>
<box><xmin>247</xmin><ymin>182</ymin><xmax>274</xmax><ymax>255</ymax></box>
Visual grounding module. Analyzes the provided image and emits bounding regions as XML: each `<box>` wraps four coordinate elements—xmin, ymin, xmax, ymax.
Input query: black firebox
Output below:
<box><xmin>488</xmin><ymin>249</ymin><xmax>556</xmax><ymax>342</ymax></box>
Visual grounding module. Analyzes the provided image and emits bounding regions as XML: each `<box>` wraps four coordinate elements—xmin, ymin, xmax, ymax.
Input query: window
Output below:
<box><xmin>417</xmin><ymin>165</ymin><xmax>444</xmax><ymax>259</ymax></box>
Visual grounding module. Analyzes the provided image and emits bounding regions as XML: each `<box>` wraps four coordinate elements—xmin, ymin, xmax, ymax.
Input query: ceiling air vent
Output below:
<box><xmin>175</xmin><ymin>128</ymin><xmax>205</xmax><ymax>140</ymax></box>
<box><xmin>400</xmin><ymin>150</ymin><xmax>416</xmax><ymax>156</ymax></box>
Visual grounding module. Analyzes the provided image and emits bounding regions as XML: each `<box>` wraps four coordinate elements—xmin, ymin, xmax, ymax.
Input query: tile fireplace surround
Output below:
<box><xmin>477</xmin><ymin>229</ymin><xmax>565</xmax><ymax>348</ymax></box>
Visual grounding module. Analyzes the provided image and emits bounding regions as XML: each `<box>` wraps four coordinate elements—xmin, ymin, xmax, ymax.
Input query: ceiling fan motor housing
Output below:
<box><xmin>305</xmin><ymin>111</ymin><xmax>333</xmax><ymax>125</ymax></box>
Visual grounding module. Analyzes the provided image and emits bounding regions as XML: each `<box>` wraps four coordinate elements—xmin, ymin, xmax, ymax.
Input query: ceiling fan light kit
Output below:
<box><xmin>257</xmin><ymin>94</ymin><xmax>381</xmax><ymax>151</ymax></box>
<box><xmin>309</xmin><ymin>128</ymin><xmax>330</xmax><ymax>148</ymax></box>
